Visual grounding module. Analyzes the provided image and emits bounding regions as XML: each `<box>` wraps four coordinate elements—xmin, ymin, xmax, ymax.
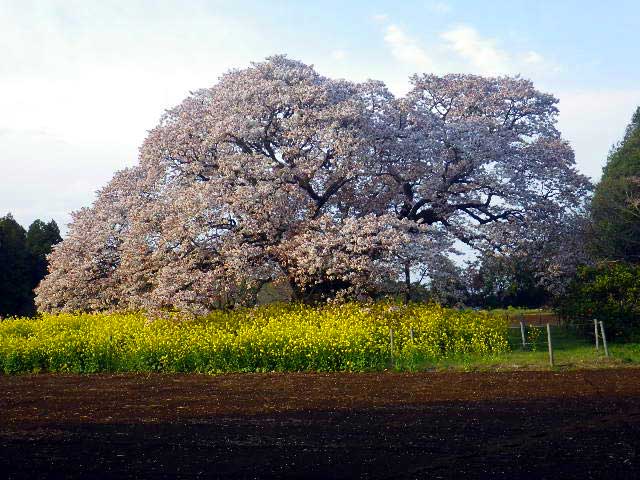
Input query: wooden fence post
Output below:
<box><xmin>409</xmin><ymin>326</ymin><xmax>414</xmax><ymax>342</ymax></box>
<box><xmin>599</xmin><ymin>321</ymin><xmax>609</xmax><ymax>358</ymax></box>
<box><xmin>546</xmin><ymin>323</ymin><xmax>554</xmax><ymax>367</ymax></box>
<box><xmin>594</xmin><ymin>319</ymin><xmax>599</xmax><ymax>350</ymax></box>
<box><xmin>520</xmin><ymin>321</ymin><xmax>527</xmax><ymax>350</ymax></box>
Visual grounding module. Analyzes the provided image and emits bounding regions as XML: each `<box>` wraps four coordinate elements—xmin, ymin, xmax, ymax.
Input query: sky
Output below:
<box><xmin>1</xmin><ymin>0</ymin><xmax>639</xmax><ymax>233</ymax></box>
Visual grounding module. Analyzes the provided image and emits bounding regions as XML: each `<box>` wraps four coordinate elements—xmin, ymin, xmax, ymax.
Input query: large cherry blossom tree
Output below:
<box><xmin>36</xmin><ymin>56</ymin><xmax>591</xmax><ymax>314</ymax></box>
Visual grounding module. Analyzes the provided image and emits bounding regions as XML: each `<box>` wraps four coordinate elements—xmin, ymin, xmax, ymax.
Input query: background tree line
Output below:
<box><xmin>0</xmin><ymin>214</ymin><xmax>61</xmax><ymax>317</ymax></box>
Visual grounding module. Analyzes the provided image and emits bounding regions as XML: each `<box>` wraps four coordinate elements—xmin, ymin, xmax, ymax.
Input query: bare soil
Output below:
<box><xmin>1</xmin><ymin>370</ymin><xmax>639</xmax><ymax>479</ymax></box>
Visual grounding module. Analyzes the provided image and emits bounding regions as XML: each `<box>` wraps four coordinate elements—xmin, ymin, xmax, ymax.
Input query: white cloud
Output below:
<box><xmin>440</xmin><ymin>26</ymin><xmax>510</xmax><ymax>75</ymax></box>
<box><xmin>331</xmin><ymin>49</ymin><xmax>347</xmax><ymax>61</ymax></box>
<box><xmin>384</xmin><ymin>24</ymin><xmax>438</xmax><ymax>71</ymax></box>
<box><xmin>379</xmin><ymin>22</ymin><xmax>561</xmax><ymax>81</ymax></box>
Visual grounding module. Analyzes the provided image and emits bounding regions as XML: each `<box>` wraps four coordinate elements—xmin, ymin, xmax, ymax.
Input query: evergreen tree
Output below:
<box><xmin>26</xmin><ymin>219</ymin><xmax>62</xmax><ymax>286</ymax></box>
<box><xmin>0</xmin><ymin>215</ymin><xmax>62</xmax><ymax>317</ymax></box>
<box><xmin>591</xmin><ymin>107</ymin><xmax>640</xmax><ymax>263</ymax></box>
<box><xmin>0</xmin><ymin>214</ymin><xmax>32</xmax><ymax>317</ymax></box>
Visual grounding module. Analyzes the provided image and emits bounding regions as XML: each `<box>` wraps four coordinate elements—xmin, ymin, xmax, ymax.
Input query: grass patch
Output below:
<box><xmin>405</xmin><ymin>324</ymin><xmax>640</xmax><ymax>372</ymax></box>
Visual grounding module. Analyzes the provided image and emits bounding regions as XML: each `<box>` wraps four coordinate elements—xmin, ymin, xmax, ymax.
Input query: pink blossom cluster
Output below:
<box><xmin>36</xmin><ymin>56</ymin><xmax>591</xmax><ymax>313</ymax></box>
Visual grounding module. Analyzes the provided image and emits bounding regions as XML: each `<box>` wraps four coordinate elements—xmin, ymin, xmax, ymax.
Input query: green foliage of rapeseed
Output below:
<box><xmin>0</xmin><ymin>303</ymin><xmax>509</xmax><ymax>374</ymax></box>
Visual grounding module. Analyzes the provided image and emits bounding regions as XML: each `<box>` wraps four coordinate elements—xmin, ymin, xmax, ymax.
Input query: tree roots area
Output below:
<box><xmin>1</xmin><ymin>370</ymin><xmax>639</xmax><ymax>479</ymax></box>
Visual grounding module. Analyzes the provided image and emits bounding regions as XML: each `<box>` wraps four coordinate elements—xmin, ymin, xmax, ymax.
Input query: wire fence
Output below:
<box><xmin>505</xmin><ymin>316</ymin><xmax>610</xmax><ymax>365</ymax></box>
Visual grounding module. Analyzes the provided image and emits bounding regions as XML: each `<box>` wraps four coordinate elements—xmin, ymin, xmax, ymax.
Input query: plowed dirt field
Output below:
<box><xmin>1</xmin><ymin>370</ymin><xmax>639</xmax><ymax>479</ymax></box>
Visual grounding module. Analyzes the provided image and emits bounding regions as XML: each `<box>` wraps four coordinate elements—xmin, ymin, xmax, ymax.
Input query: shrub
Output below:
<box><xmin>557</xmin><ymin>263</ymin><xmax>640</xmax><ymax>340</ymax></box>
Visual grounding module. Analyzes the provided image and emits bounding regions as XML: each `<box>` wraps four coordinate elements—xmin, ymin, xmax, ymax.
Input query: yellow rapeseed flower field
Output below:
<box><xmin>0</xmin><ymin>303</ymin><xmax>509</xmax><ymax>373</ymax></box>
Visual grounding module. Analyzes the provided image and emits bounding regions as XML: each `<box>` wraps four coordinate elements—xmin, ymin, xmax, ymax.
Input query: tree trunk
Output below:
<box><xmin>288</xmin><ymin>277</ymin><xmax>352</xmax><ymax>304</ymax></box>
<box><xmin>404</xmin><ymin>261</ymin><xmax>411</xmax><ymax>305</ymax></box>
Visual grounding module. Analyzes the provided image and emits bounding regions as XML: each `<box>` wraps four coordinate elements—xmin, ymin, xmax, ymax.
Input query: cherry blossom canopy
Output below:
<box><xmin>36</xmin><ymin>56</ymin><xmax>591</xmax><ymax>314</ymax></box>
